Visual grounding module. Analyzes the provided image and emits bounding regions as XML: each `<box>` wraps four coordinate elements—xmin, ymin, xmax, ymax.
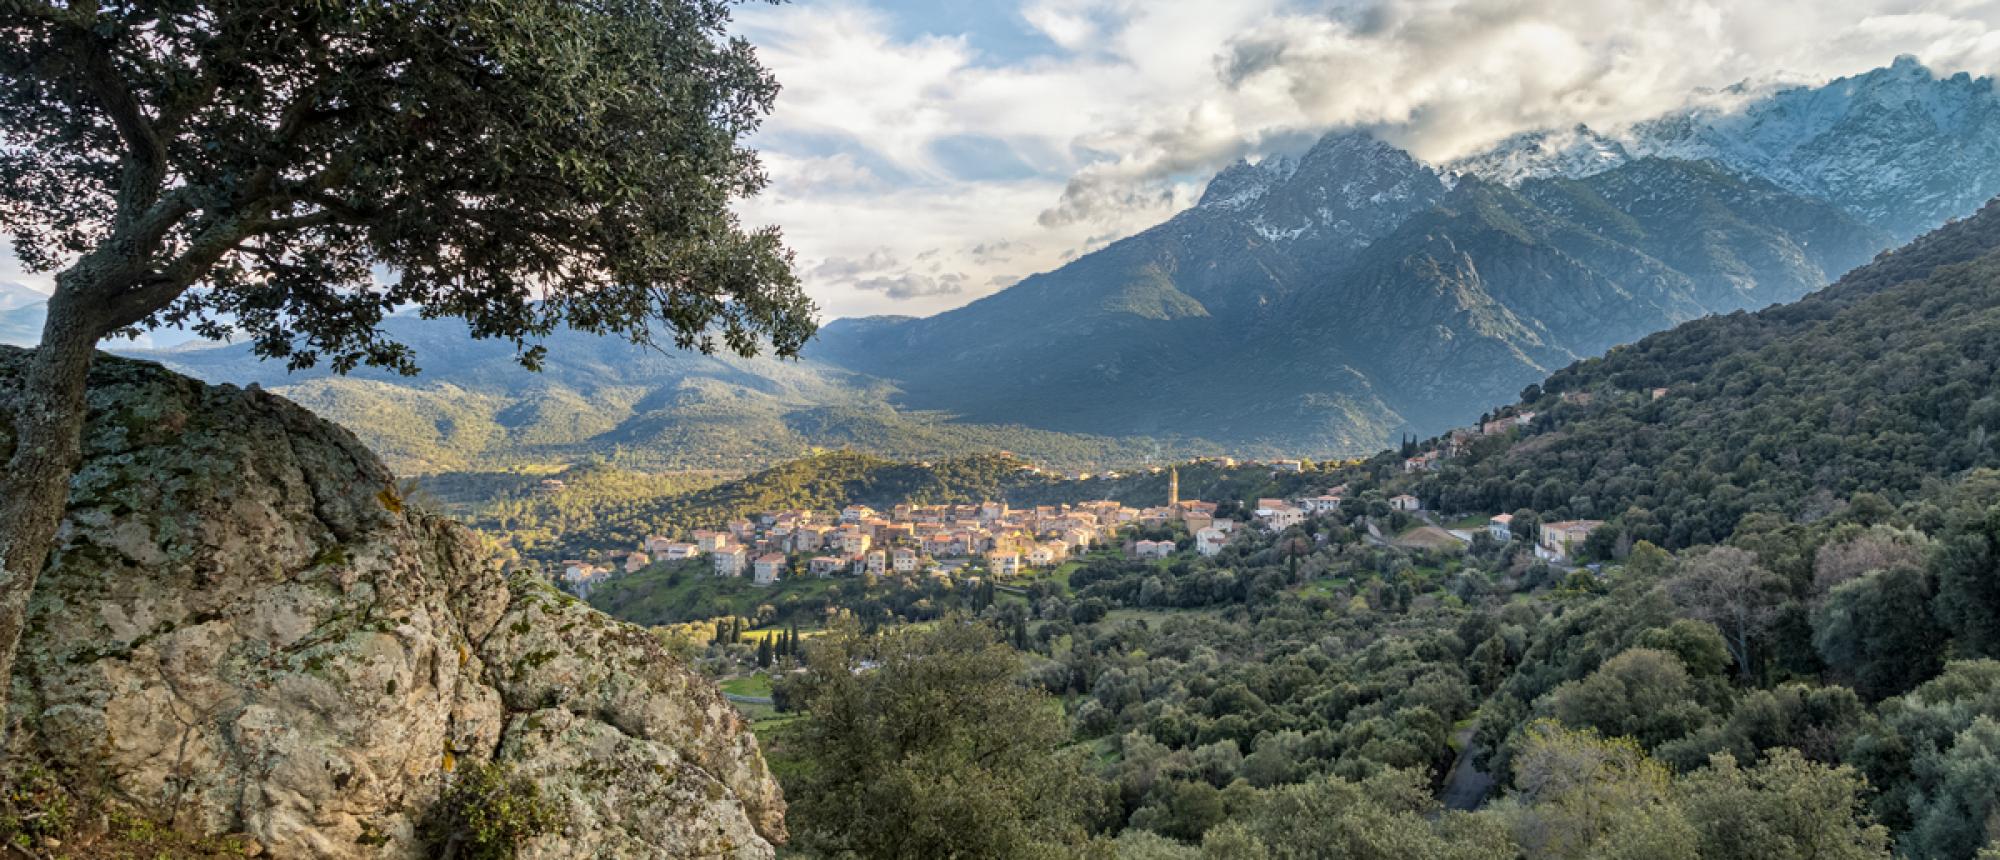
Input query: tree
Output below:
<box><xmin>784</xmin><ymin>622</ymin><xmax>1105</xmax><ymax>858</ymax></box>
<box><xmin>1905</xmin><ymin>717</ymin><xmax>2000</xmax><ymax>860</ymax></box>
<box><xmin>1676</xmin><ymin>750</ymin><xmax>1890</xmax><ymax>860</ymax></box>
<box><xmin>1542</xmin><ymin>648</ymin><xmax>1714</xmax><ymax>751</ymax></box>
<box><xmin>1932</xmin><ymin>506</ymin><xmax>2000</xmax><ymax>657</ymax></box>
<box><xmin>1495</xmin><ymin>721</ymin><xmax>1694</xmax><ymax>860</ymax></box>
<box><xmin>0</xmin><ymin>0</ymin><xmax>812</xmax><ymax>720</ymax></box>
<box><xmin>1207</xmin><ymin>769</ymin><xmax>1512</xmax><ymax>860</ymax></box>
<box><xmin>1665</xmin><ymin>547</ymin><xmax>1789</xmax><ymax>680</ymax></box>
<box><xmin>1811</xmin><ymin>567</ymin><xmax>1945</xmax><ymax>700</ymax></box>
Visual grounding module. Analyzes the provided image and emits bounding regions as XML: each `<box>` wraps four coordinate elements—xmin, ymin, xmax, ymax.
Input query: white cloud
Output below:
<box><xmin>764</xmin><ymin>152</ymin><xmax>883</xmax><ymax>193</ymax></box>
<box><xmin>730</xmin><ymin>0</ymin><xmax>2000</xmax><ymax>320</ymax></box>
<box><xmin>0</xmin><ymin>240</ymin><xmax>52</xmax><ymax>294</ymax></box>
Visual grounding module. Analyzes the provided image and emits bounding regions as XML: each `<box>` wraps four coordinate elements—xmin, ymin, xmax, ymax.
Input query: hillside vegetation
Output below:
<box><xmin>623</xmin><ymin>198</ymin><xmax>2000</xmax><ymax>859</ymax></box>
<box><xmin>1407</xmin><ymin>199</ymin><xmax>2000</xmax><ymax>549</ymax></box>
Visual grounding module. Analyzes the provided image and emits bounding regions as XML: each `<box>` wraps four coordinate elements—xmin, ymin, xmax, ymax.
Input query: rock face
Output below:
<box><xmin>0</xmin><ymin>348</ymin><xmax>784</xmax><ymax>858</ymax></box>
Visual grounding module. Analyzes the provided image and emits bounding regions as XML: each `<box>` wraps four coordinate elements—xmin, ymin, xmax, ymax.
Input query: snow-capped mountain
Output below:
<box><xmin>1629</xmin><ymin>55</ymin><xmax>2000</xmax><ymax>239</ymax></box>
<box><xmin>1445</xmin><ymin>125</ymin><xmax>1631</xmax><ymax>186</ymax></box>
<box><xmin>1454</xmin><ymin>56</ymin><xmax>2000</xmax><ymax>240</ymax></box>
<box><xmin>814</xmin><ymin>114</ymin><xmax>1895</xmax><ymax>453</ymax></box>
<box><xmin>1196</xmin><ymin>131</ymin><xmax>1446</xmax><ymax>258</ymax></box>
<box><xmin>1197</xmin><ymin>155</ymin><xmax>1297</xmax><ymax>211</ymax></box>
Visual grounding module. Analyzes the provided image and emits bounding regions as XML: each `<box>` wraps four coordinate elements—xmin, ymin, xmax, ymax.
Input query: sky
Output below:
<box><xmin>727</xmin><ymin>0</ymin><xmax>2000</xmax><ymax>321</ymax></box>
<box><xmin>8</xmin><ymin>0</ymin><xmax>2000</xmax><ymax>323</ymax></box>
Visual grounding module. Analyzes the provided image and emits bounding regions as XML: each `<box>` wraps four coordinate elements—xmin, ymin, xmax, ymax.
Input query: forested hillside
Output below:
<box><xmin>648</xmin><ymin>197</ymin><xmax>2000</xmax><ymax>859</ymax></box>
<box><xmin>1407</xmin><ymin>198</ymin><xmax>2000</xmax><ymax>548</ymax></box>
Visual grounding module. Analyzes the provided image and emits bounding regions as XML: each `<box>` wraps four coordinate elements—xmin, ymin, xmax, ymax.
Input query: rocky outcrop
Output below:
<box><xmin>0</xmin><ymin>348</ymin><xmax>784</xmax><ymax>858</ymax></box>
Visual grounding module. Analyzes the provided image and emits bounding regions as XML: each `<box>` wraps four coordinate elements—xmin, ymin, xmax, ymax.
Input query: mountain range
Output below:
<box><xmin>143</xmin><ymin>314</ymin><xmax>1242</xmax><ymax>473</ymax></box>
<box><xmin>815</xmin><ymin>57</ymin><xmax>1996</xmax><ymax>451</ymax></box>
<box><xmin>1450</xmin><ymin>55</ymin><xmax>2000</xmax><ymax>241</ymax></box>
<box><xmin>47</xmin><ymin>57</ymin><xmax>2000</xmax><ymax>472</ymax></box>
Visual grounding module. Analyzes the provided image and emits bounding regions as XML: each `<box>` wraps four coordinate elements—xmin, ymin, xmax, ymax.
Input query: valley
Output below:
<box><xmin>541</xmin><ymin>196</ymin><xmax>2000</xmax><ymax>859</ymax></box>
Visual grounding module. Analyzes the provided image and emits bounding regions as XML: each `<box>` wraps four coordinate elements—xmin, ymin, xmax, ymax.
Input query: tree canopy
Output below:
<box><xmin>1</xmin><ymin>0</ymin><xmax>813</xmax><ymax>367</ymax></box>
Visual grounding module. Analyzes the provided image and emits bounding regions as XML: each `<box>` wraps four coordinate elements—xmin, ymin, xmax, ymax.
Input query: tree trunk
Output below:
<box><xmin>0</xmin><ymin>287</ymin><xmax>103</xmax><ymax>740</ymax></box>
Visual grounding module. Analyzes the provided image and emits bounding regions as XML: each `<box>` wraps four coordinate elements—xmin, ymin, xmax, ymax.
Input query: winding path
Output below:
<box><xmin>1440</xmin><ymin>727</ymin><xmax>1495</xmax><ymax>811</ymax></box>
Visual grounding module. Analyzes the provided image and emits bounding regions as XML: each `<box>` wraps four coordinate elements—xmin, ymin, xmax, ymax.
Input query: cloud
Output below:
<box><xmin>854</xmin><ymin>272</ymin><xmax>970</xmax><ymax>300</ymax></box>
<box><xmin>764</xmin><ymin>152</ymin><xmax>883</xmax><ymax>192</ymax></box>
<box><xmin>727</xmin><ymin>0</ymin><xmax>2000</xmax><ymax>321</ymax></box>
<box><xmin>806</xmin><ymin>248</ymin><xmax>971</xmax><ymax>302</ymax></box>
<box><xmin>810</xmin><ymin>250</ymin><xmax>901</xmax><ymax>281</ymax></box>
<box><xmin>8</xmin><ymin>0</ymin><xmax>1994</xmax><ymax>327</ymax></box>
<box><xmin>0</xmin><ymin>240</ymin><xmax>52</xmax><ymax>294</ymax></box>
<box><xmin>1041</xmin><ymin>0</ymin><xmax>2000</xmax><ymax>223</ymax></box>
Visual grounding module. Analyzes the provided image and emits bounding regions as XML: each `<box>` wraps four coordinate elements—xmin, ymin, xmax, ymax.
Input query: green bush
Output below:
<box><xmin>421</xmin><ymin>763</ymin><xmax>565</xmax><ymax>860</ymax></box>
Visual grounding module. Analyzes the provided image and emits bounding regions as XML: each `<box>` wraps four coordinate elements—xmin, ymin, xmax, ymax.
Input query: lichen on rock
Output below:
<box><xmin>1</xmin><ymin>347</ymin><xmax>784</xmax><ymax>858</ymax></box>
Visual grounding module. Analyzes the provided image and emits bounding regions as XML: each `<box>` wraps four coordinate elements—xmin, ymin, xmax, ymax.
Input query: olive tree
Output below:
<box><xmin>1665</xmin><ymin>547</ymin><xmax>1788</xmax><ymax>681</ymax></box>
<box><xmin>0</xmin><ymin>0</ymin><xmax>814</xmax><ymax>723</ymax></box>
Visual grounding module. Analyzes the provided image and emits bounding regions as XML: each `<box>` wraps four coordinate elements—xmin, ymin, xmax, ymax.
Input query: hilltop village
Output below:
<box><xmin>558</xmin><ymin>468</ymin><xmax>1227</xmax><ymax>594</ymax></box>
<box><xmin>556</xmin><ymin>439</ymin><xmax>1608</xmax><ymax>596</ymax></box>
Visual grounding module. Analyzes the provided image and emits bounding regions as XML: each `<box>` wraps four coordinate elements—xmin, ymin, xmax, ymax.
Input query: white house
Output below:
<box><xmin>985</xmin><ymin>549</ymin><xmax>1022</xmax><ymax>577</ymax></box>
<box><xmin>752</xmin><ymin>553</ymin><xmax>785</xmax><ymax>587</ymax></box>
<box><xmin>1390</xmin><ymin>494</ymin><xmax>1422</xmax><ymax>512</ymax></box>
<box><xmin>1488</xmin><ymin>513</ymin><xmax>1515</xmax><ymax>542</ymax></box>
<box><xmin>1299</xmin><ymin>494</ymin><xmax>1343</xmax><ymax>515</ymax></box>
<box><xmin>838</xmin><ymin>528</ymin><xmax>872</xmax><ymax>554</ymax></box>
<box><xmin>1537</xmin><ymin>519</ymin><xmax>1605</xmax><ymax>561</ymax></box>
<box><xmin>1133</xmin><ymin>539</ymin><xmax>1175</xmax><ymax>560</ymax></box>
<box><xmin>1255</xmin><ymin>502</ymin><xmax>1305</xmax><ymax>531</ymax></box>
<box><xmin>560</xmin><ymin>562</ymin><xmax>608</xmax><ymax>597</ymax></box>
<box><xmin>1195</xmin><ymin>526</ymin><xmax>1230</xmax><ymax>557</ymax></box>
<box><xmin>711</xmin><ymin>545</ymin><xmax>748</xmax><ymax>577</ymax></box>
<box><xmin>892</xmin><ymin>547</ymin><xmax>920</xmax><ymax>573</ymax></box>
<box><xmin>694</xmin><ymin>530</ymin><xmax>730</xmax><ymax>552</ymax></box>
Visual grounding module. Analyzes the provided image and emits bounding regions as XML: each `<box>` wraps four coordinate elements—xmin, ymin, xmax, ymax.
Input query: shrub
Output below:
<box><xmin>421</xmin><ymin>763</ymin><xmax>565</xmax><ymax>860</ymax></box>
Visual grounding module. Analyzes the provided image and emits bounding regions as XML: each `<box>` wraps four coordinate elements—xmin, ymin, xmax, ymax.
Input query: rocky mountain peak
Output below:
<box><xmin>1443</xmin><ymin>58</ymin><xmax>2000</xmax><ymax>240</ymax></box>
<box><xmin>1196</xmin><ymin>155</ymin><xmax>1298</xmax><ymax>210</ymax></box>
<box><xmin>1190</xmin><ymin>129</ymin><xmax>1446</xmax><ymax>250</ymax></box>
<box><xmin>1446</xmin><ymin>124</ymin><xmax>1631</xmax><ymax>186</ymax></box>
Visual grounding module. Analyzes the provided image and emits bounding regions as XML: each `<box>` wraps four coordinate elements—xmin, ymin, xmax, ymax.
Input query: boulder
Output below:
<box><xmin>0</xmin><ymin>348</ymin><xmax>784</xmax><ymax>858</ymax></box>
